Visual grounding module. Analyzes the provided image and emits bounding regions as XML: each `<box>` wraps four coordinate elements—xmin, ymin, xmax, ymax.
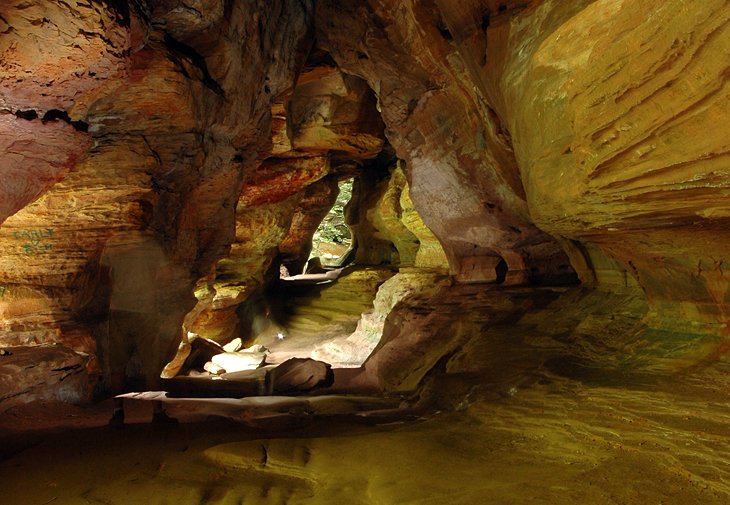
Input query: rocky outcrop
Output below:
<box><xmin>0</xmin><ymin>0</ymin><xmax>316</xmax><ymax>398</ymax></box>
<box><xmin>0</xmin><ymin>116</ymin><xmax>91</xmax><ymax>225</ymax></box>
<box><xmin>492</xmin><ymin>0</ymin><xmax>730</xmax><ymax>333</ymax></box>
<box><xmin>0</xmin><ymin>345</ymin><xmax>90</xmax><ymax>412</ymax></box>
<box><xmin>316</xmin><ymin>0</ymin><xmax>574</xmax><ymax>284</ymax></box>
<box><xmin>278</xmin><ymin>177</ymin><xmax>341</xmax><ymax>275</ymax></box>
<box><xmin>269</xmin><ymin>357</ymin><xmax>334</xmax><ymax>393</ymax></box>
<box><xmin>2</xmin><ymin>4</ymin><xmax>730</xmax><ymax>503</ymax></box>
<box><xmin>287</xmin><ymin>64</ymin><xmax>385</xmax><ymax>158</ymax></box>
<box><xmin>312</xmin><ymin>269</ymin><xmax>449</xmax><ymax>369</ymax></box>
<box><xmin>182</xmin><ymin>61</ymin><xmax>387</xmax><ymax>344</ymax></box>
<box><xmin>346</xmin><ymin>160</ymin><xmax>449</xmax><ymax>271</ymax></box>
<box><xmin>317</xmin><ymin>0</ymin><xmax>730</xmax><ymax>335</ymax></box>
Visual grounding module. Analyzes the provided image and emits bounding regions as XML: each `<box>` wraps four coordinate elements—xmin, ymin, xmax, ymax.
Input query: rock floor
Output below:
<box><xmin>1</xmin><ymin>284</ymin><xmax>728</xmax><ymax>504</ymax></box>
<box><xmin>0</xmin><ymin>373</ymin><xmax>728</xmax><ymax>505</ymax></box>
<box><xmin>253</xmin><ymin>267</ymin><xmax>395</xmax><ymax>366</ymax></box>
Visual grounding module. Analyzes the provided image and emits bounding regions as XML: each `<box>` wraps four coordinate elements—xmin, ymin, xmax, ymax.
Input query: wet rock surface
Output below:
<box><xmin>1</xmin><ymin>1</ymin><xmax>729</xmax><ymax>503</ymax></box>
<box><xmin>0</xmin><ymin>288</ymin><xmax>728</xmax><ymax>503</ymax></box>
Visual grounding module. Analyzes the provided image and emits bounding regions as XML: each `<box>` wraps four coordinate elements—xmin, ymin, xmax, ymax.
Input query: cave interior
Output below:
<box><xmin>0</xmin><ymin>0</ymin><xmax>729</xmax><ymax>504</ymax></box>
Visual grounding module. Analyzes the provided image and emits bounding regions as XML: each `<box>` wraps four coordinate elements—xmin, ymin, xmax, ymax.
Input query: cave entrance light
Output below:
<box><xmin>308</xmin><ymin>177</ymin><xmax>354</xmax><ymax>270</ymax></box>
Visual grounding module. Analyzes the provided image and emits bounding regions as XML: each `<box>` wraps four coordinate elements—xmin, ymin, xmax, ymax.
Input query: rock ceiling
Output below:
<box><xmin>0</xmin><ymin>0</ymin><xmax>729</xmax><ymax>410</ymax></box>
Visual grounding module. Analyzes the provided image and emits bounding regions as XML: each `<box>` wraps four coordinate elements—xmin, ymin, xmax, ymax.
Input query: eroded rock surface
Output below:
<box><xmin>0</xmin><ymin>0</ymin><xmax>729</xmax><ymax>456</ymax></box>
<box><xmin>0</xmin><ymin>345</ymin><xmax>89</xmax><ymax>412</ymax></box>
<box><xmin>182</xmin><ymin>60</ymin><xmax>387</xmax><ymax>344</ymax></box>
<box><xmin>0</xmin><ymin>0</ymin><xmax>316</xmax><ymax>401</ymax></box>
<box><xmin>316</xmin><ymin>0</ymin><xmax>575</xmax><ymax>284</ymax></box>
<box><xmin>493</xmin><ymin>0</ymin><xmax>730</xmax><ymax>332</ymax></box>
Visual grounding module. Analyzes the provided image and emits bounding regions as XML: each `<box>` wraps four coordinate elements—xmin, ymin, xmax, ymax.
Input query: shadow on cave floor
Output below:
<box><xmin>1</xmin><ymin>358</ymin><xmax>728</xmax><ymax>504</ymax></box>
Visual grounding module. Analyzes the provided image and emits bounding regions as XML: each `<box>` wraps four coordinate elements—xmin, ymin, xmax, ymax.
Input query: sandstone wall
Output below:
<box><xmin>2</xmin><ymin>0</ymin><xmax>729</xmax><ymax>407</ymax></box>
<box><xmin>318</xmin><ymin>0</ymin><xmax>730</xmax><ymax>334</ymax></box>
<box><xmin>0</xmin><ymin>0</ymin><xmax>315</xmax><ymax>403</ymax></box>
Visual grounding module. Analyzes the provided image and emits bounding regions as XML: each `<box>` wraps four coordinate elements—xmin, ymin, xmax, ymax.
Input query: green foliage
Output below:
<box><xmin>311</xmin><ymin>179</ymin><xmax>353</xmax><ymax>259</ymax></box>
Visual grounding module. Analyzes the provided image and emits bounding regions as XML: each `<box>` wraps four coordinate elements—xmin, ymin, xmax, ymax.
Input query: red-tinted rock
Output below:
<box><xmin>270</xmin><ymin>357</ymin><xmax>334</xmax><ymax>393</ymax></box>
<box><xmin>0</xmin><ymin>115</ymin><xmax>91</xmax><ymax>225</ymax></box>
<box><xmin>316</xmin><ymin>0</ymin><xmax>572</xmax><ymax>284</ymax></box>
<box><xmin>0</xmin><ymin>0</ymin><xmax>316</xmax><ymax>390</ymax></box>
<box><xmin>0</xmin><ymin>345</ymin><xmax>90</xmax><ymax>412</ymax></box>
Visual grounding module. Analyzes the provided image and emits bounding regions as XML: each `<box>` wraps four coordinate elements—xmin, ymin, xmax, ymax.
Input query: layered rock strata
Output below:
<box><xmin>182</xmin><ymin>61</ymin><xmax>387</xmax><ymax>343</ymax></box>
<box><xmin>317</xmin><ymin>0</ymin><xmax>730</xmax><ymax>335</ymax></box>
<box><xmin>1</xmin><ymin>0</ymin><xmax>729</xmax><ymax>409</ymax></box>
<box><xmin>0</xmin><ymin>0</ymin><xmax>315</xmax><ymax>405</ymax></box>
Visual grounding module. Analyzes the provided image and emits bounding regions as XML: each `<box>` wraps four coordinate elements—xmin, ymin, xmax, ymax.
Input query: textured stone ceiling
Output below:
<box><xmin>0</xmin><ymin>0</ymin><xmax>728</xmax><ymax>417</ymax></box>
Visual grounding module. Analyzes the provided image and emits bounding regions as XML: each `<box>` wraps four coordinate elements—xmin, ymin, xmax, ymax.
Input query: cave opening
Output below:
<box><xmin>306</xmin><ymin>176</ymin><xmax>354</xmax><ymax>271</ymax></box>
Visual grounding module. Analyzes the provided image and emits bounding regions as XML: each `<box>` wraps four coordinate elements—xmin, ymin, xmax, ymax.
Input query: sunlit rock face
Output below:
<box><xmin>287</xmin><ymin>64</ymin><xmax>385</xmax><ymax>158</ymax></box>
<box><xmin>277</xmin><ymin>177</ymin><xmax>341</xmax><ymax>276</ymax></box>
<box><xmin>184</xmin><ymin>169</ymin><xmax>337</xmax><ymax>343</ymax></box>
<box><xmin>0</xmin><ymin>0</ymin><xmax>315</xmax><ymax>405</ymax></box>
<box><xmin>352</xmin><ymin>162</ymin><xmax>448</xmax><ymax>270</ymax></box>
<box><xmin>318</xmin><ymin>0</ymin><xmax>730</xmax><ymax>335</ymax></box>
<box><xmin>491</xmin><ymin>0</ymin><xmax>730</xmax><ymax>333</ymax></box>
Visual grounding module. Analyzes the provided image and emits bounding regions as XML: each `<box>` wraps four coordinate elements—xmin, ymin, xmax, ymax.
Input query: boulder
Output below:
<box><xmin>0</xmin><ymin>345</ymin><xmax>89</xmax><ymax>412</ymax></box>
<box><xmin>211</xmin><ymin>348</ymin><xmax>267</xmax><ymax>373</ymax></box>
<box><xmin>186</xmin><ymin>336</ymin><xmax>226</xmax><ymax>369</ymax></box>
<box><xmin>270</xmin><ymin>357</ymin><xmax>334</xmax><ymax>393</ymax></box>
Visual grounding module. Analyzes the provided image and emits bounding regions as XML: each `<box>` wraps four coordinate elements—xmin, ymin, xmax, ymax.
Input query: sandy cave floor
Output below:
<box><xmin>1</xmin><ymin>285</ymin><xmax>729</xmax><ymax>505</ymax></box>
<box><xmin>0</xmin><ymin>366</ymin><xmax>728</xmax><ymax>505</ymax></box>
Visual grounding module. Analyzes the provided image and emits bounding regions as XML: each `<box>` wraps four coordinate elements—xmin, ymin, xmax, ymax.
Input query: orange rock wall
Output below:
<box><xmin>1</xmin><ymin>0</ymin><xmax>729</xmax><ymax>406</ymax></box>
<box><xmin>0</xmin><ymin>0</ymin><xmax>315</xmax><ymax>399</ymax></box>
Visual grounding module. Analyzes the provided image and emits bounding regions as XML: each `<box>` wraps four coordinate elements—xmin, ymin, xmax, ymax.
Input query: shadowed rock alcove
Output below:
<box><xmin>0</xmin><ymin>1</ymin><xmax>729</xmax><ymax>504</ymax></box>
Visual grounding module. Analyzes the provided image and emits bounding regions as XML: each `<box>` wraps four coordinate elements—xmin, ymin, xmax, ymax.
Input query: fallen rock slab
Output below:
<box><xmin>187</xmin><ymin>336</ymin><xmax>226</xmax><ymax>368</ymax></box>
<box><xmin>119</xmin><ymin>390</ymin><xmax>403</xmax><ymax>427</ymax></box>
<box><xmin>0</xmin><ymin>345</ymin><xmax>89</xmax><ymax>413</ymax></box>
<box><xmin>270</xmin><ymin>357</ymin><xmax>334</xmax><ymax>394</ymax></box>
